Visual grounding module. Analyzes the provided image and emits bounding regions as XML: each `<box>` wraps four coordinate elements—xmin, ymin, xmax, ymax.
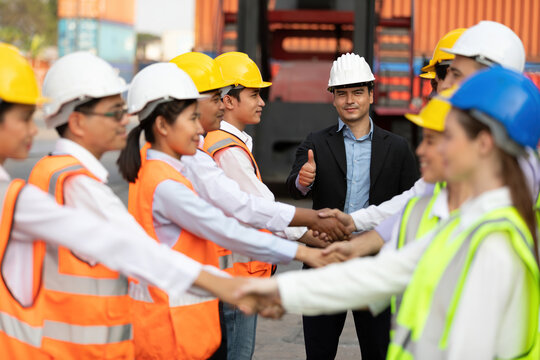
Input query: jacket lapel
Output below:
<box><xmin>326</xmin><ymin>126</ymin><xmax>347</xmax><ymax>176</ymax></box>
<box><xmin>370</xmin><ymin>125</ymin><xmax>390</xmax><ymax>187</ymax></box>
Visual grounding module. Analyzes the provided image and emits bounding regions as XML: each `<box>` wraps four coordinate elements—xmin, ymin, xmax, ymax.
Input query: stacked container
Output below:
<box><xmin>58</xmin><ymin>0</ymin><xmax>136</xmax><ymax>81</ymax></box>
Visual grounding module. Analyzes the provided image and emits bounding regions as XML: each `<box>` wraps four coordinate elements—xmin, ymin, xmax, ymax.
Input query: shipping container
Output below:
<box><xmin>58</xmin><ymin>18</ymin><xmax>99</xmax><ymax>56</ymax></box>
<box><xmin>195</xmin><ymin>0</ymin><xmax>540</xmax><ymax>62</ymax></box>
<box><xmin>58</xmin><ymin>18</ymin><xmax>136</xmax><ymax>74</ymax></box>
<box><xmin>58</xmin><ymin>0</ymin><xmax>135</xmax><ymax>25</ymax></box>
<box><xmin>97</xmin><ymin>21</ymin><xmax>136</xmax><ymax>63</ymax></box>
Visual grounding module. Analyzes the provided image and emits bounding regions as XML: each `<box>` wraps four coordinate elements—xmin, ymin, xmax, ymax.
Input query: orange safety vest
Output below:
<box><xmin>28</xmin><ymin>155</ymin><xmax>133</xmax><ymax>360</ymax></box>
<box><xmin>127</xmin><ymin>154</ymin><xmax>221</xmax><ymax>360</ymax></box>
<box><xmin>0</xmin><ymin>179</ymin><xmax>50</xmax><ymax>359</ymax></box>
<box><xmin>203</xmin><ymin>129</ymin><xmax>274</xmax><ymax>278</ymax></box>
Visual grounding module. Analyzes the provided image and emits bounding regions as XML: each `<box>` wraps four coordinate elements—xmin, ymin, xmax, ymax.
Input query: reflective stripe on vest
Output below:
<box><xmin>389</xmin><ymin>208</ymin><xmax>540</xmax><ymax>360</ymax></box>
<box><xmin>43</xmin><ymin>320</ymin><xmax>131</xmax><ymax>345</ymax></box>
<box><xmin>0</xmin><ymin>180</ymin><xmax>50</xmax><ymax>358</ymax></box>
<box><xmin>204</xmin><ymin>129</ymin><xmax>262</xmax><ymax>180</ymax></box>
<box><xmin>0</xmin><ymin>311</ymin><xmax>42</xmax><ymax>348</ymax></box>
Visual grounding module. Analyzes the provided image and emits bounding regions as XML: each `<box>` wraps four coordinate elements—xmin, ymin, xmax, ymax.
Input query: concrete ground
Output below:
<box><xmin>6</xmin><ymin>116</ymin><xmax>362</xmax><ymax>360</ymax></box>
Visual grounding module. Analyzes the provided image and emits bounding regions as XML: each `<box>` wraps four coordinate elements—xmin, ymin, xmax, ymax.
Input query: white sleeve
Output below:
<box><xmin>351</xmin><ymin>178</ymin><xmax>430</xmax><ymax>232</ymax></box>
<box><xmin>447</xmin><ymin>232</ymin><xmax>528</xmax><ymax>360</ymax></box>
<box><xmin>182</xmin><ymin>151</ymin><xmax>295</xmax><ymax>232</ymax></box>
<box><xmin>214</xmin><ymin>147</ymin><xmax>275</xmax><ymax>200</ymax></box>
<box><xmin>154</xmin><ymin>180</ymin><xmax>298</xmax><ymax>263</ymax></box>
<box><xmin>9</xmin><ymin>184</ymin><xmax>207</xmax><ymax>298</ymax></box>
<box><xmin>277</xmin><ymin>236</ymin><xmax>430</xmax><ymax>315</ymax></box>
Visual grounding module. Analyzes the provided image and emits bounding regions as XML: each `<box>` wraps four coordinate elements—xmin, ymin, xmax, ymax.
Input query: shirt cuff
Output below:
<box><xmin>295</xmin><ymin>175</ymin><xmax>312</xmax><ymax>196</ymax></box>
<box><xmin>283</xmin><ymin>226</ymin><xmax>308</xmax><ymax>241</ymax></box>
<box><xmin>265</xmin><ymin>202</ymin><xmax>296</xmax><ymax>232</ymax></box>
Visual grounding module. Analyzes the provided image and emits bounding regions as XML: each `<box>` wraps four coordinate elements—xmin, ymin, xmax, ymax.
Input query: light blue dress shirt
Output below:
<box><xmin>339</xmin><ymin>117</ymin><xmax>373</xmax><ymax>214</ymax></box>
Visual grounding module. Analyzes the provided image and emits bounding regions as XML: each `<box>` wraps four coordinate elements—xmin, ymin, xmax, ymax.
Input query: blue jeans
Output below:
<box><xmin>223</xmin><ymin>302</ymin><xmax>257</xmax><ymax>360</ymax></box>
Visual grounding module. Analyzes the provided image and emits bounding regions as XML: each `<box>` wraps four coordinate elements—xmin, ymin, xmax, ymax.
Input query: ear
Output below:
<box><xmin>369</xmin><ymin>89</ymin><xmax>374</xmax><ymax>104</ymax></box>
<box><xmin>222</xmin><ymin>95</ymin><xmax>236</xmax><ymax>110</ymax></box>
<box><xmin>476</xmin><ymin>130</ymin><xmax>495</xmax><ymax>156</ymax></box>
<box><xmin>154</xmin><ymin>115</ymin><xmax>169</xmax><ymax>137</ymax></box>
<box><xmin>66</xmin><ymin>112</ymin><xmax>86</xmax><ymax>138</ymax></box>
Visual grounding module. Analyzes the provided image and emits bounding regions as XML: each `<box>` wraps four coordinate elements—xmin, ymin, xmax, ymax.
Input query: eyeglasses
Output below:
<box><xmin>77</xmin><ymin>108</ymin><xmax>128</xmax><ymax>122</ymax></box>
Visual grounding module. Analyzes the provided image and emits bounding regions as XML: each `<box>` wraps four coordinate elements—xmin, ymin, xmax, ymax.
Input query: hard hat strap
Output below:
<box><xmin>469</xmin><ymin>109</ymin><xmax>525</xmax><ymax>157</ymax></box>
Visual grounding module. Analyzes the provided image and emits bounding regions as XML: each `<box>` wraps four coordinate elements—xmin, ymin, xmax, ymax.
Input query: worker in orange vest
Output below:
<box><xmin>0</xmin><ymin>43</ymin><xmax>254</xmax><ymax>359</ymax></box>
<box><xmin>118</xmin><ymin>62</ymin><xmax>341</xmax><ymax>359</ymax></box>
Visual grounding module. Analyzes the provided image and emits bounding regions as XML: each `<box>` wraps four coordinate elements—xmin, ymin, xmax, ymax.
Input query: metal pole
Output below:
<box><xmin>353</xmin><ymin>0</ymin><xmax>375</xmax><ymax>66</ymax></box>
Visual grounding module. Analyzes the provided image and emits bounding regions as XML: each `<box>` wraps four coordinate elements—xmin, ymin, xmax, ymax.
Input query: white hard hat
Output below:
<box><xmin>43</xmin><ymin>52</ymin><xmax>127</xmax><ymax>128</ymax></box>
<box><xmin>128</xmin><ymin>62</ymin><xmax>206</xmax><ymax>120</ymax></box>
<box><xmin>441</xmin><ymin>21</ymin><xmax>525</xmax><ymax>73</ymax></box>
<box><xmin>328</xmin><ymin>53</ymin><xmax>375</xmax><ymax>92</ymax></box>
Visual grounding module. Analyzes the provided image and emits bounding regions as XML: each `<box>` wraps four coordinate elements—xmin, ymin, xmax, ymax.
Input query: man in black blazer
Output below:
<box><xmin>286</xmin><ymin>53</ymin><xmax>418</xmax><ymax>360</ymax></box>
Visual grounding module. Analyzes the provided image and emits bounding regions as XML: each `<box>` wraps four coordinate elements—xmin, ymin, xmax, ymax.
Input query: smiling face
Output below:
<box><xmin>332</xmin><ymin>85</ymin><xmax>373</xmax><ymax>125</ymax></box>
<box><xmin>416</xmin><ymin>128</ymin><xmax>446</xmax><ymax>183</ymax></box>
<box><xmin>198</xmin><ymin>89</ymin><xmax>224</xmax><ymax>132</ymax></box>
<box><xmin>228</xmin><ymin>87</ymin><xmax>265</xmax><ymax>126</ymax></box>
<box><xmin>161</xmin><ymin>102</ymin><xmax>203</xmax><ymax>157</ymax></box>
<box><xmin>0</xmin><ymin>104</ymin><xmax>38</xmax><ymax>164</ymax></box>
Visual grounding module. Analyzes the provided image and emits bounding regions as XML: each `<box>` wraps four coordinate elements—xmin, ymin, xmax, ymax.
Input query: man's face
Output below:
<box><xmin>76</xmin><ymin>94</ymin><xmax>128</xmax><ymax>158</ymax></box>
<box><xmin>198</xmin><ymin>90</ymin><xmax>224</xmax><ymax>132</ymax></box>
<box><xmin>439</xmin><ymin>55</ymin><xmax>485</xmax><ymax>91</ymax></box>
<box><xmin>228</xmin><ymin>88</ymin><xmax>265</xmax><ymax>125</ymax></box>
<box><xmin>332</xmin><ymin>86</ymin><xmax>373</xmax><ymax>124</ymax></box>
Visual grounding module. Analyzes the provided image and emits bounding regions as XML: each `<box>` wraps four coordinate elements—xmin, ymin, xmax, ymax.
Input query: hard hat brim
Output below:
<box><xmin>419</xmin><ymin>72</ymin><xmax>435</xmax><ymax>79</ymax></box>
<box><xmin>404</xmin><ymin>113</ymin><xmax>444</xmax><ymax>132</ymax></box>
<box><xmin>3</xmin><ymin>94</ymin><xmax>50</xmax><ymax>105</ymax></box>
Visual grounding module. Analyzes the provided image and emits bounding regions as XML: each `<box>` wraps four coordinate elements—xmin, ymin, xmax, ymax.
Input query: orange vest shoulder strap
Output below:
<box><xmin>29</xmin><ymin>155</ymin><xmax>98</xmax><ymax>204</ymax></box>
<box><xmin>203</xmin><ymin>129</ymin><xmax>261</xmax><ymax>180</ymax></box>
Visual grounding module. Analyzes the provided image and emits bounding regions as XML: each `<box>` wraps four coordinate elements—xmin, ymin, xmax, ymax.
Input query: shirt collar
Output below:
<box><xmin>0</xmin><ymin>165</ymin><xmax>11</xmax><ymax>181</ymax></box>
<box><xmin>146</xmin><ymin>148</ymin><xmax>185</xmax><ymax>173</ymax></box>
<box><xmin>220</xmin><ymin>121</ymin><xmax>253</xmax><ymax>151</ymax></box>
<box><xmin>337</xmin><ymin>117</ymin><xmax>374</xmax><ymax>141</ymax></box>
<box><xmin>459</xmin><ymin>187</ymin><xmax>512</xmax><ymax>228</ymax></box>
<box><xmin>54</xmin><ymin>138</ymin><xmax>109</xmax><ymax>183</ymax></box>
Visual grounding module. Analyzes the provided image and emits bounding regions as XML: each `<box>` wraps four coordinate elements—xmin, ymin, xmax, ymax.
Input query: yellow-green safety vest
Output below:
<box><xmin>387</xmin><ymin>206</ymin><xmax>540</xmax><ymax>360</ymax></box>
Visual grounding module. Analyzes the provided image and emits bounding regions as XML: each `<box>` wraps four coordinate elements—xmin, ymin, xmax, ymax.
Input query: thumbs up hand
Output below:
<box><xmin>298</xmin><ymin>149</ymin><xmax>316</xmax><ymax>187</ymax></box>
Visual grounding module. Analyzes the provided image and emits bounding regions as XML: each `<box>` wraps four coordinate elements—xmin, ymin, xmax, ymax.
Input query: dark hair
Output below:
<box><xmin>332</xmin><ymin>81</ymin><xmax>375</xmax><ymax>93</ymax></box>
<box><xmin>226</xmin><ymin>87</ymin><xmax>244</xmax><ymax>102</ymax></box>
<box><xmin>117</xmin><ymin>99</ymin><xmax>196</xmax><ymax>183</ymax></box>
<box><xmin>434</xmin><ymin>63</ymin><xmax>449</xmax><ymax>81</ymax></box>
<box><xmin>456</xmin><ymin>110</ymin><xmax>539</xmax><ymax>265</ymax></box>
<box><xmin>55</xmin><ymin>98</ymin><xmax>102</xmax><ymax>137</ymax></box>
<box><xmin>0</xmin><ymin>101</ymin><xmax>14</xmax><ymax>123</ymax></box>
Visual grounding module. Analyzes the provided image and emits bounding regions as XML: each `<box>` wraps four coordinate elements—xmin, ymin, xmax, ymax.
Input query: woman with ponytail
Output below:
<box><xmin>119</xmin><ymin>63</ymin><xmax>335</xmax><ymax>359</ymax></box>
<box><xmin>238</xmin><ymin>67</ymin><xmax>540</xmax><ymax>359</ymax></box>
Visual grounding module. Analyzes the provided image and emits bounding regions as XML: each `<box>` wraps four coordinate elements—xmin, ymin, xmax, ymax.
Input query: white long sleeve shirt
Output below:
<box><xmin>351</xmin><ymin>178</ymin><xmax>433</xmax><ymax>232</ymax></box>
<box><xmin>278</xmin><ymin>187</ymin><xmax>531</xmax><ymax>360</ymax></box>
<box><xmin>212</xmin><ymin>121</ymin><xmax>307</xmax><ymax>240</ymax></box>
<box><xmin>181</xmin><ymin>136</ymin><xmax>295</xmax><ymax>232</ymax></box>
<box><xmin>1</xmin><ymin>159</ymin><xmax>218</xmax><ymax>306</ymax></box>
<box><xmin>147</xmin><ymin>149</ymin><xmax>298</xmax><ymax>263</ymax></box>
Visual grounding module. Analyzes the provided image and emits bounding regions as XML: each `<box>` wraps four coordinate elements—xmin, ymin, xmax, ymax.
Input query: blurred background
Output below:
<box><xmin>2</xmin><ymin>0</ymin><xmax>540</xmax><ymax>189</ymax></box>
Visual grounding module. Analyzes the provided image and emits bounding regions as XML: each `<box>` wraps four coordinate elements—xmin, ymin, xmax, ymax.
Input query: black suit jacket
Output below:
<box><xmin>286</xmin><ymin>123</ymin><xmax>419</xmax><ymax>210</ymax></box>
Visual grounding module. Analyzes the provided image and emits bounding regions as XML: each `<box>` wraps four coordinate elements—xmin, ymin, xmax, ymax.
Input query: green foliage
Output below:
<box><xmin>0</xmin><ymin>0</ymin><xmax>58</xmax><ymax>56</ymax></box>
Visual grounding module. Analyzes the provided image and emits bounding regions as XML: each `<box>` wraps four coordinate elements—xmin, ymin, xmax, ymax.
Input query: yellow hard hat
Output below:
<box><xmin>420</xmin><ymin>28</ymin><xmax>467</xmax><ymax>79</ymax></box>
<box><xmin>0</xmin><ymin>43</ymin><xmax>47</xmax><ymax>105</ymax></box>
<box><xmin>405</xmin><ymin>88</ymin><xmax>456</xmax><ymax>131</ymax></box>
<box><xmin>170</xmin><ymin>52</ymin><xmax>232</xmax><ymax>93</ymax></box>
<box><xmin>215</xmin><ymin>52</ymin><xmax>271</xmax><ymax>88</ymax></box>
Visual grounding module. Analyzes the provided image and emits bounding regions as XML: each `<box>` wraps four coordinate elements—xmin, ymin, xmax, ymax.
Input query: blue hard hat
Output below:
<box><xmin>449</xmin><ymin>67</ymin><xmax>540</xmax><ymax>151</ymax></box>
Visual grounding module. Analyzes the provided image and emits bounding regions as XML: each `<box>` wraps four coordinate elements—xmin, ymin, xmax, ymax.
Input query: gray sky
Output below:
<box><xmin>135</xmin><ymin>0</ymin><xmax>195</xmax><ymax>35</ymax></box>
